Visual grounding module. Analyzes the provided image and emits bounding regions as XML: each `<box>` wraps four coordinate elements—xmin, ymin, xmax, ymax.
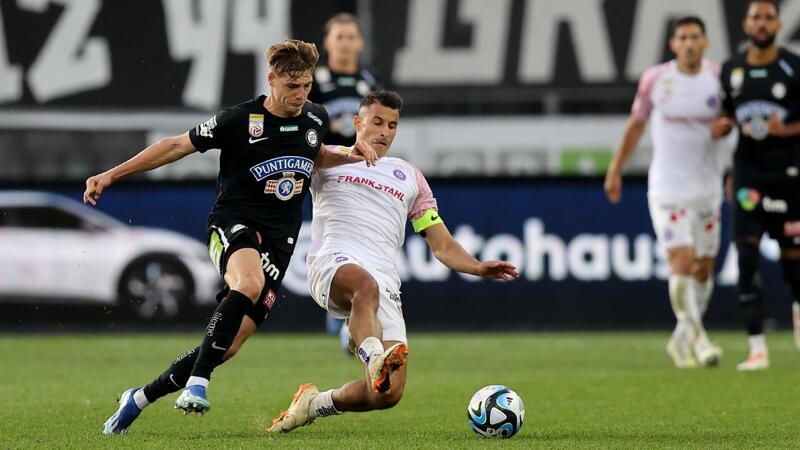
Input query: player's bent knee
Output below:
<box><xmin>351</xmin><ymin>277</ymin><xmax>379</xmax><ymax>308</ymax></box>
<box><xmin>231</xmin><ymin>273</ymin><xmax>264</xmax><ymax>302</ymax></box>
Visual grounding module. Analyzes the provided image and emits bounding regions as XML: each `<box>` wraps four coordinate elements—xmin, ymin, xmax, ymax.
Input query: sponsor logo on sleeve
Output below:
<box><xmin>197</xmin><ymin>115</ymin><xmax>217</xmax><ymax>138</ymax></box>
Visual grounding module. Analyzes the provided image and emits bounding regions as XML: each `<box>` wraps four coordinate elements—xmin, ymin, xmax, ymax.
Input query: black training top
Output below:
<box><xmin>720</xmin><ymin>47</ymin><xmax>800</xmax><ymax>184</ymax></box>
<box><xmin>189</xmin><ymin>96</ymin><xmax>329</xmax><ymax>247</ymax></box>
<box><xmin>309</xmin><ymin>65</ymin><xmax>379</xmax><ymax>146</ymax></box>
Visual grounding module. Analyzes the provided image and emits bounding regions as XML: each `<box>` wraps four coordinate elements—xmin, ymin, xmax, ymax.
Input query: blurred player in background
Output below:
<box><xmin>605</xmin><ymin>16</ymin><xmax>725</xmax><ymax>368</ymax></box>
<box><xmin>268</xmin><ymin>91</ymin><xmax>519</xmax><ymax>433</ymax></box>
<box><xmin>91</xmin><ymin>39</ymin><xmax>377</xmax><ymax>435</ymax></box>
<box><xmin>712</xmin><ymin>0</ymin><xmax>800</xmax><ymax>371</ymax></box>
<box><xmin>309</xmin><ymin>12</ymin><xmax>381</xmax><ymax>353</ymax></box>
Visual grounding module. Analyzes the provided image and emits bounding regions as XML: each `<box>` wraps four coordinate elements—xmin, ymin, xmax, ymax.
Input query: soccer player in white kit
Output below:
<box><xmin>268</xmin><ymin>91</ymin><xmax>519</xmax><ymax>433</ymax></box>
<box><xmin>604</xmin><ymin>16</ymin><xmax>727</xmax><ymax>368</ymax></box>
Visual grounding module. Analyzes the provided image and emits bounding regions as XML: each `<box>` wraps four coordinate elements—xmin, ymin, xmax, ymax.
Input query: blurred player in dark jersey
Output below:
<box><xmin>310</xmin><ymin>12</ymin><xmax>380</xmax><ymax>352</ymax></box>
<box><xmin>713</xmin><ymin>0</ymin><xmax>800</xmax><ymax>370</ymax></box>
<box><xmin>310</xmin><ymin>13</ymin><xmax>380</xmax><ymax>146</ymax></box>
<box><xmin>90</xmin><ymin>39</ymin><xmax>377</xmax><ymax>434</ymax></box>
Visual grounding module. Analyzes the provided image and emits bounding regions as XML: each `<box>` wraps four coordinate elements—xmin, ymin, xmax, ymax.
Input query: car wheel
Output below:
<box><xmin>117</xmin><ymin>255</ymin><xmax>194</xmax><ymax>320</ymax></box>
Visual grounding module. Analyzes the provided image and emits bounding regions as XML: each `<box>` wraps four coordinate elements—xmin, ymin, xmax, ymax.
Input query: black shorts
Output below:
<box><xmin>732</xmin><ymin>180</ymin><xmax>800</xmax><ymax>249</ymax></box>
<box><xmin>207</xmin><ymin>222</ymin><xmax>292</xmax><ymax>327</ymax></box>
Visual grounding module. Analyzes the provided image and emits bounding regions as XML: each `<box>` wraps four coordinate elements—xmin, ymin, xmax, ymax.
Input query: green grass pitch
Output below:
<box><xmin>1</xmin><ymin>331</ymin><xmax>799</xmax><ymax>449</ymax></box>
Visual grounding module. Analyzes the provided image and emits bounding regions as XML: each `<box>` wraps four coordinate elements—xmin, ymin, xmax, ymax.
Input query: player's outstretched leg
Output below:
<box><xmin>268</xmin><ymin>344</ymin><xmax>408</xmax><ymax>434</ymax></box>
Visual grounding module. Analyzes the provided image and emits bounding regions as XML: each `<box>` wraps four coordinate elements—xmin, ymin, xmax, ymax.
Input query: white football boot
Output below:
<box><xmin>268</xmin><ymin>383</ymin><xmax>319</xmax><ymax>433</ymax></box>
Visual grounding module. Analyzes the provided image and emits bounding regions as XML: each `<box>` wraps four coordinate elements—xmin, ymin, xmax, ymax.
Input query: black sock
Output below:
<box><xmin>142</xmin><ymin>346</ymin><xmax>199</xmax><ymax>403</ymax></box>
<box><xmin>737</xmin><ymin>243</ymin><xmax>763</xmax><ymax>335</ymax></box>
<box><xmin>190</xmin><ymin>290</ymin><xmax>253</xmax><ymax>380</ymax></box>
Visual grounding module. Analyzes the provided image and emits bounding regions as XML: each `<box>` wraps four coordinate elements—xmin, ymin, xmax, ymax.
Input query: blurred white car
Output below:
<box><xmin>0</xmin><ymin>191</ymin><xmax>220</xmax><ymax>320</ymax></box>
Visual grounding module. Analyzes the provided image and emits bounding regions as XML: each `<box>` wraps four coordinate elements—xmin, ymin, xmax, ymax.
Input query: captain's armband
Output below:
<box><xmin>411</xmin><ymin>209</ymin><xmax>444</xmax><ymax>234</ymax></box>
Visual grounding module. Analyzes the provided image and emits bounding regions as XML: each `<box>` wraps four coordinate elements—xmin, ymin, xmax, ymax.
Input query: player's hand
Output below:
<box><xmin>767</xmin><ymin>113</ymin><xmax>785</xmax><ymax>137</ymax></box>
<box><xmin>604</xmin><ymin>171</ymin><xmax>622</xmax><ymax>204</ymax></box>
<box><xmin>83</xmin><ymin>173</ymin><xmax>113</xmax><ymax>206</ymax></box>
<box><xmin>476</xmin><ymin>260</ymin><xmax>519</xmax><ymax>281</ymax></box>
<box><xmin>710</xmin><ymin>117</ymin><xmax>733</xmax><ymax>140</ymax></box>
<box><xmin>352</xmin><ymin>140</ymin><xmax>378</xmax><ymax>167</ymax></box>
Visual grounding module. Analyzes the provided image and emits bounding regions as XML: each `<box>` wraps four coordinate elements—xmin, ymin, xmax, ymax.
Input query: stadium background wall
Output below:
<box><xmin>0</xmin><ymin>180</ymin><xmax>790</xmax><ymax>331</ymax></box>
<box><xmin>0</xmin><ymin>0</ymin><xmax>787</xmax><ymax>114</ymax></box>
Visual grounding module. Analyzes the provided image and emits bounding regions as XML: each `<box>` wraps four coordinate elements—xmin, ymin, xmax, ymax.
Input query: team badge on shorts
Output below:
<box><xmin>263</xmin><ymin>289</ymin><xmax>277</xmax><ymax>309</ymax></box>
<box><xmin>306</xmin><ymin>129</ymin><xmax>318</xmax><ymax>147</ymax></box>
<box><xmin>265</xmin><ymin>172</ymin><xmax>304</xmax><ymax>201</ymax></box>
<box><xmin>248</xmin><ymin>114</ymin><xmax>264</xmax><ymax>137</ymax></box>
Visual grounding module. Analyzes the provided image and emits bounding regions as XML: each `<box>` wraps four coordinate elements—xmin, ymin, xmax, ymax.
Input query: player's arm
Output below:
<box><xmin>711</xmin><ymin>108</ymin><xmax>735</xmax><ymax>139</ymax></box>
<box><xmin>604</xmin><ymin>66</ymin><xmax>656</xmax><ymax>204</ymax></box>
<box><xmin>766</xmin><ymin>114</ymin><xmax>800</xmax><ymax>138</ymax></box>
<box><xmin>604</xmin><ymin>115</ymin><xmax>646</xmax><ymax>204</ymax></box>
<box><xmin>83</xmin><ymin>133</ymin><xmax>196</xmax><ymax>205</ymax></box>
<box><xmin>420</xmin><ymin>220</ymin><xmax>518</xmax><ymax>281</ymax></box>
<box><xmin>315</xmin><ymin>141</ymin><xmax>378</xmax><ymax>169</ymax></box>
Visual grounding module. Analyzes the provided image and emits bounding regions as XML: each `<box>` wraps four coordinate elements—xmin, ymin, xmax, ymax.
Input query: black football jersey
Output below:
<box><xmin>720</xmin><ymin>48</ymin><xmax>800</xmax><ymax>184</ymax></box>
<box><xmin>309</xmin><ymin>65</ymin><xmax>379</xmax><ymax>146</ymax></box>
<box><xmin>189</xmin><ymin>96</ymin><xmax>329</xmax><ymax>248</ymax></box>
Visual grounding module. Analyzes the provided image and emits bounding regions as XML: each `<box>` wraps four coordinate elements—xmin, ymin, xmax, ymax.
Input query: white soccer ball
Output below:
<box><xmin>467</xmin><ymin>385</ymin><xmax>525</xmax><ymax>438</ymax></box>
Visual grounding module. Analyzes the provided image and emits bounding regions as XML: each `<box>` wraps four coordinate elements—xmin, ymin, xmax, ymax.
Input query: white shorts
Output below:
<box><xmin>647</xmin><ymin>196</ymin><xmax>721</xmax><ymax>258</ymax></box>
<box><xmin>307</xmin><ymin>252</ymin><xmax>407</xmax><ymax>344</ymax></box>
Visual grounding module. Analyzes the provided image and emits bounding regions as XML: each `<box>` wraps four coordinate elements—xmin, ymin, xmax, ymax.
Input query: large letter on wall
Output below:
<box><xmin>163</xmin><ymin>0</ymin><xmax>227</xmax><ymax>110</ymax></box>
<box><xmin>230</xmin><ymin>0</ymin><xmax>289</xmax><ymax>98</ymax></box>
<box><xmin>519</xmin><ymin>0</ymin><xmax>615</xmax><ymax>83</ymax></box>
<box><xmin>19</xmin><ymin>0</ymin><xmax>110</xmax><ymax>102</ymax></box>
<box><xmin>626</xmin><ymin>0</ymin><xmax>728</xmax><ymax>80</ymax></box>
<box><xmin>394</xmin><ymin>0</ymin><xmax>510</xmax><ymax>84</ymax></box>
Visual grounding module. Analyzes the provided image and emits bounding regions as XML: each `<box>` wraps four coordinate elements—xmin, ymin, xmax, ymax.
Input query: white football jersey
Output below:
<box><xmin>632</xmin><ymin>59</ymin><xmax>727</xmax><ymax>202</ymax></box>
<box><xmin>308</xmin><ymin>155</ymin><xmax>437</xmax><ymax>283</ymax></box>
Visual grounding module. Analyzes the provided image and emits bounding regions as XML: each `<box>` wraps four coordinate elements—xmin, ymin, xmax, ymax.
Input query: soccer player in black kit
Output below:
<box><xmin>88</xmin><ymin>39</ymin><xmax>377</xmax><ymax>434</ymax></box>
<box><xmin>712</xmin><ymin>0</ymin><xmax>800</xmax><ymax>370</ymax></box>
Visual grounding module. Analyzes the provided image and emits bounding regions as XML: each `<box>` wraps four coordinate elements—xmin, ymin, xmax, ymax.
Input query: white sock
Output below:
<box><xmin>133</xmin><ymin>389</ymin><xmax>150</xmax><ymax>409</ymax></box>
<box><xmin>668</xmin><ymin>275</ymin><xmax>694</xmax><ymax>341</ymax></box>
<box><xmin>309</xmin><ymin>389</ymin><xmax>340</xmax><ymax>418</ymax></box>
<box><xmin>186</xmin><ymin>376</ymin><xmax>209</xmax><ymax>389</ymax></box>
<box><xmin>696</xmin><ymin>278</ymin><xmax>714</xmax><ymax>316</ymax></box>
<box><xmin>685</xmin><ymin>278</ymin><xmax>710</xmax><ymax>347</ymax></box>
<box><xmin>357</xmin><ymin>337</ymin><xmax>384</xmax><ymax>368</ymax></box>
<box><xmin>748</xmin><ymin>334</ymin><xmax>768</xmax><ymax>357</ymax></box>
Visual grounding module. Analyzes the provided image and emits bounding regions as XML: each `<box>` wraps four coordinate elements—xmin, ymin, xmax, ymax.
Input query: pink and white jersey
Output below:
<box><xmin>308</xmin><ymin>154</ymin><xmax>437</xmax><ymax>282</ymax></box>
<box><xmin>632</xmin><ymin>59</ymin><xmax>726</xmax><ymax>202</ymax></box>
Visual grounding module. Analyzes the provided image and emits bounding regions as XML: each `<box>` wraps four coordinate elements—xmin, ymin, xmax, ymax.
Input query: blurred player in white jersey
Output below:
<box><xmin>268</xmin><ymin>91</ymin><xmax>519</xmax><ymax>433</ymax></box>
<box><xmin>604</xmin><ymin>16</ymin><xmax>727</xmax><ymax>368</ymax></box>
